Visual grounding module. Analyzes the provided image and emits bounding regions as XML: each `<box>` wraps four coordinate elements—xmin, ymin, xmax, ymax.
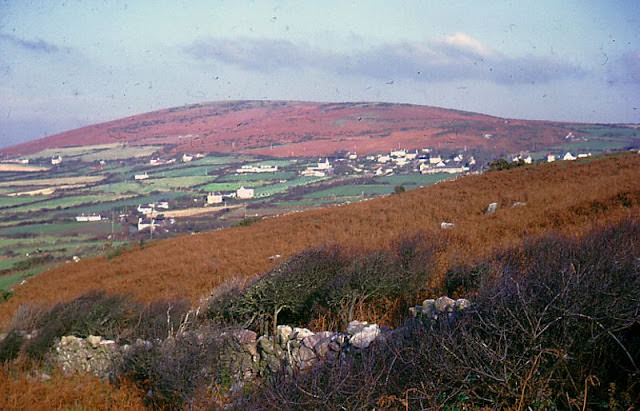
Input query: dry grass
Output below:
<box><xmin>1</xmin><ymin>153</ymin><xmax>639</xmax><ymax>326</ymax></box>
<box><xmin>0</xmin><ymin>364</ymin><xmax>145</xmax><ymax>410</ymax></box>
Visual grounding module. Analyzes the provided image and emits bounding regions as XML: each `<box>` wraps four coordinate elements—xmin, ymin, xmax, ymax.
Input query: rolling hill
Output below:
<box><xmin>1</xmin><ymin>152</ymin><xmax>639</xmax><ymax>325</ymax></box>
<box><xmin>2</xmin><ymin>100</ymin><xmax>629</xmax><ymax>159</ymax></box>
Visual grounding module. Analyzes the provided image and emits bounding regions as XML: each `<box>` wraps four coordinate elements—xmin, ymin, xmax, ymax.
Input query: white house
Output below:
<box><xmin>134</xmin><ymin>172</ymin><xmax>150</xmax><ymax>180</ymax></box>
<box><xmin>563</xmin><ymin>152</ymin><xmax>577</xmax><ymax>161</ymax></box>
<box><xmin>237</xmin><ymin>186</ymin><xmax>254</xmax><ymax>199</ymax></box>
<box><xmin>377</xmin><ymin>155</ymin><xmax>391</xmax><ymax>163</ymax></box>
<box><xmin>317</xmin><ymin>159</ymin><xmax>332</xmax><ymax>170</ymax></box>
<box><xmin>390</xmin><ymin>149</ymin><xmax>406</xmax><ymax>157</ymax></box>
<box><xmin>137</xmin><ymin>204</ymin><xmax>154</xmax><ymax>215</ymax></box>
<box><xmin>547</xmin><ymin>154</ymin><xmax>556</xmax><ymax>163</ymax></box>
<box><xmin>347</xmin><ymin>153</ymin><xmax>358</xmax><ymax>160</ymax></box>
<box><xmin>577</xmin><ymin>153</ymin><xmax>591</xmax><ymax>158</ymax></box>
<box><xmin>429</xmin><ymin>156</ymin><xmax>442</xmax><ymax>165</ymax></box>
<box><xmin>137</xmin><ymin>217</ymin><xmax>155</xmax><ymax>232</ymax></box>
<box><xmin>405</xmin><ymin>152</ymin><xmax>418</xmax><ymax>160</ymax></box>
<box><xmin>301</xmin><ymin>169</ymin><xmax>326</xmax><ymax>177</ymax></box>
<box><xmin>75</xmin><ymin>214</ymin><xmax>101</xmax><ymax>222</ymax></box>
<box><xmin>523</xmin><ymin>156</ymin><xmax>533</xmax><ymax>164</ymax></box>
<box><xmin>51</xmin><ymin>155</ymin><xmax>62</xmax><ymax>165</ymax></box>
<box><xmin>182</xmin><ymin>153</ymin><xmax>194</xmax><ymax>163</ymax></box>
<box><xmin>236</xmin><ymin>164</ymin><xmax>279</xmax><ymax>173</ymax></box>
<box><xmin>207</xmin><ymin>193</ymin><xmax>223</xmax><ymax>204</ymax></box>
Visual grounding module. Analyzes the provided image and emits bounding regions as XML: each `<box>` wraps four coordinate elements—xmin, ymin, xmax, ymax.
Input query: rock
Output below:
<box><xmin>455</xmin><ymin>298</ymin><xmax>471</xmax><ymax>311</ymax></box>
<box><xmin>485</xmin><ymin>202</ymin><xmax>498</xmax><ymax>214</ymax></box>
<box><xmin>257</xmin><ymin>336</ymin><xmax>276</xmax><ymax>355</ymax></box>
<box><xmin>276</xmin><ymin>325</ymin><xmax>293</xmax><ymax>346</ymax></box>
<box><xmin>349</xmin><ymin>324</ymin><xmax>380</xmax><ymax>349</ymax></box>
<box><xmin>435</xmin><ymin>296</ymin><xmax>455</xmax><ymax>313</ymax></box>
<box><xmin>440</xmin><ymin>222</ymin><xmax>455</xmax><ymax>229</ymax></box>
<box><xmin>422</xmin><ymin>299</ymin><xmax>436</xmax><ymax>317</ymax></box>
<box><xmin>313</xmin><ymin>337</ymin><xmax>333</xmax><ymax>358</ymax></box>
<box><xmin>512</xmin><ymin>201</ymin><xmax>527</xmax><ymax>208</ymax></box>
<box><xmin>328</xmin><ymin>341</ymin><xmax>341</xmax><ymax>351</ymax></box>
<box><xmin>86</xmin><ymin>335</ymin><xmax>102</xmax><ymax>348</ymax></box>
<box><xmin>296</xmin><ymin>346</ymin><xmax>317</xmax><ymax>368</ymax></box>
<box><xmin>292</xmin><ymin>327</ymin><xmax>314</xmax><ymax>340</ymax></box>
<box><xmin>302</xmin><ymin>333</ymin><xmax>322</xmax><ymax>349</ymax></box>
<box><xmin>234</xmin><ymin>329</ymin><xmax>257</xmax><ymax>345</ymax></box>
<box><xmin>346</xmin><ymin>320</ymin><xmax>368</xmax><ymax>336</ymax></box>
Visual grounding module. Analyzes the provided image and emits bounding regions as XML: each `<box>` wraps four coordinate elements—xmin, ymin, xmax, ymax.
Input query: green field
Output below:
<box><xmin>302</xmin><ymin>184</ymin><xmax>394</xmax><ymax>199</ymax></box>
<box><xmin>0</xmin><ymin>195</ymin><xmax>48</xmax><ymax>209</ymax></box>
<box><xmin>218</xmin><ymin>171</ymin><xmax>296</xmax><ymax>182</ymax></box>
<box><xmin>200</xmin><ymin>181</ymin><xmax>266</xmax><ymax>192</ymax></box>
<box><xmin>8</xmin><ymin>193</ymin><xmax>135</xmax><ymax>213</ymax></box>
<box><xmin>255</xmin><ymin>176</ymin><xmax>327</xmax><ymax>197</ymax></box>
<box><xmin>373</xmin><ymin>173</ymin><xmax>456</xmax><ymax>186</ymax></box>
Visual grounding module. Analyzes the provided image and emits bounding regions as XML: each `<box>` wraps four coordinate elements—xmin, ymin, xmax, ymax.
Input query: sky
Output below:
<box><xmin>1</xmin><ymin>0</ymin><xmax>639</xmax><ymax>148</ymax></box>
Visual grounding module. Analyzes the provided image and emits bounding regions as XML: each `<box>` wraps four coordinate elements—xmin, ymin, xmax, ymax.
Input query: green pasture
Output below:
<box><xmin>218</xmin><ymin>171</ymin><xmax>296</xmax><ymax>182</ymax></box>
<box><xmin>254</xmin><ymin>176</ymin><xmax>327</xmax><ymax>197</ymax></box>
<box><xmin>373</xmin><ymin>173</ymin><xmax>456</xmax><ymax>187</ymax></box>
<box><xmin>200</xmin><ymin>181</ymin><xmax>266</xmax><ymax>192</ymax></box>
<box><xmin>303</xmin><ymin>184</ymin><xmax>393</xmax><ymax>199</ymax></box>
<box><xmin>8</xmin><ymin>193</ymin><xmax>135</xmax><ymax>213</ymax></box>
<box><xmin>0</xmin><ymin>195</ymin><xmax>48</xmax><ymax>209</ymax></box>
<box><xmin>61</xmin><ymin>191</ymin><xmax>193</xmax><ymax>215</ymax></box>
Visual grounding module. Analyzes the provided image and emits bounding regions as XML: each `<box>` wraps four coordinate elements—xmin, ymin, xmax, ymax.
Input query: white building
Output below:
<box><xmin>316</xmin><ymin>159</ymin><xmax>332</xmax><ymax>170</ymax></box>
<box><xmin>134</xmin><ymin>172</ymin><xmax>150</xmax><ymax>180</ymax></box>
<box><xmin>137</xmin><ymin>204</ymin><xmax>154</xmax><ymax>215</ymax></box>
<box><xmin>347</xmin><ymin>153</ymin><xmax>358</xmax><ymax>160</ymax></box>
<box><xmin>75</xmin><ymin>214</ymin><xmax>102</xmax><ymax>222</ymax></box>
<box><xmin>182</xmin><ymin>153</ymin><xmax>194</xmax><ymax>163</ymax></box>
<box><xmin>237</xmin><ymin>186</ymin><xmax>255</xmax><ymax>199</ymax></box>
<box><xmin>390</xmin><ymin>149</ymin><xmax>406</xmax><ymax>157</ymax></box>
<box><xmin>236</xmin><ymin>164</ymin><xmax>279</xmax><ymax>173</ymax></box>
<box><xmin>563</xmin><ymin>152</ymin><xmax>577</xmax><ymax>161</ymax></box>
<box><xmin>523</xmin><ymin>156</ymin><xmax>533</xmax><ymax>164</ymax></box>
<box><xmin>429</xmin><ymin>156</ymin><xmax>442</xmax><ymax>165</ymax></box>
<box><xmin>377</xmin><ymin>155</ymin><xmax>391</xmax><ymax>163</ymax></box>
<box><xmin>51</xmin><ymin>155</ymin><xmax>62</xmax><ymax>165</ymax></box>
<box><xmin>301</xmin><ymin>169</ymin><xmax>326</xmax><ymax>177</ymax></box>
<box><xmin>547</xmin><ymin>154</ymin><xmax>556</xmax><ymax>162</ymax></box>
<box><xmin>207</xmin><ymin>193</ymin><xmax>223</xmax><ymax>204</ymax></box>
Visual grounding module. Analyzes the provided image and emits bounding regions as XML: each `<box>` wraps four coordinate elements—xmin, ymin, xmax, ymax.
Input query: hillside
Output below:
<box><xmin>2</xmin><ymin>152</ymin><xmax>639</xmax><ymax>324</ymax></box>
<box><xmin>0</xmin><ymin>100</ymin><xmax>621</xmax><ymax>159</ymax></box>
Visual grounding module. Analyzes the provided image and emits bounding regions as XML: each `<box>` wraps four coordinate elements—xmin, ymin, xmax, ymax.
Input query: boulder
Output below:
<box><xmin>292</xmin><ymin>327</ymin><xmax>314</xmax><ymax>340</ymax></box>
<box><xmin>435</xmin><ymin>296</ymin><xmax>455</xmax><ymax>313</ymax></box>
<box><xmin>276</xmin><ymin>325</ymin><xmax>292</xmax><ymax>346</ymax></box>
<box><xmin>440</xmin><ymin>222</ymin><xmax>455</xmax><ymax>229</ymax></box>
<box><xmin>455</xmin><ymin>298</ymin><xmax>471</xmax><ymax>311</ymax></box>
<box><xmin>349</xmin><ymin>324</ymin><xmax>380</xmax><ymax>349</ymax></box>
<box><xmin>485</xmin><ymin>202</ymin><xmax>498</xmax><ymax>214</ymax></box>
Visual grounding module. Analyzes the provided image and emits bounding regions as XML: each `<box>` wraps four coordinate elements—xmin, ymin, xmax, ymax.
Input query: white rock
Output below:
<box><xmin>292</xmin><ymin>327</ymin><xmax>314</xmax><ymax>340</ymax></box>
<box><xmin>349</xmin><ymin>324</ymin><xmax>380</xmax><ymax>349</ymax></box>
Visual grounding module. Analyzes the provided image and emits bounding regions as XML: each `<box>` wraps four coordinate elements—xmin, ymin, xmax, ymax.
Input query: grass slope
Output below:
<box><xmin>1</xmin><ymin>153</ymin><xmax>639</xmax><ymax>324</ymax></box>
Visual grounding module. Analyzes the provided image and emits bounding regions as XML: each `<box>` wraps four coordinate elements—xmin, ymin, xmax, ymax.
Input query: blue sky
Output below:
<box><xmin>1</xmin><ymin>0</ymin><xmax>639</xmax><ymax>147</ymax></box>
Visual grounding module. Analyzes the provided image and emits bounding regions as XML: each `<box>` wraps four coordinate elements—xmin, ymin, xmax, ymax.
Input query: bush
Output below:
<box><xmin>245</xmin><ymin>218</ymin><xmax>640</xmax><ymax>409</ymax></box>
<box><xmin>23</xmin><ymin>291</ymin><xmax>133</xmax><ymax>360</ymax></box>
<box><xmin>208</xmin><ymin>235</ymin><xmax>440</xmax><ymax>332</ymax></box>
<box><xmin>120</xmin><ymin>327</ymin><xmax>229</xmax><ymax>410</ymax></box>
<box><xmin>0</xmin><ymin>330</ymin><xmax>24</xmax><ymax>363</ymax></box>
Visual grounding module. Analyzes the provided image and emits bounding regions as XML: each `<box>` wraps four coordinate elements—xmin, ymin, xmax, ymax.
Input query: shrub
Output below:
<box><xmin>246</xmin><ymin>218</ymin><xmax>640</xmax><ymax>409</ymax></box>
<box><xmin>0</xmin><ymin>330</ymin><xmax>24</xmax><ymax>363</ymax></box>
<box><xmin>120</xmin><ymin>327</ymin><xmax>229</xmax><ymax>410</ymax></box>
<box><xmin>208</xmin><ymin>235</ymin><xmax>440</xmax><ymax>333</ymax></box>
<box><xmin>23</xmin><ymin>291</ymin><xmax>133</xmax><ymax>360</ymax></box>
<box><xmin>125</xmin><ymin>299</ymin><xmax>191</xmax><ymax>342</ymax></box>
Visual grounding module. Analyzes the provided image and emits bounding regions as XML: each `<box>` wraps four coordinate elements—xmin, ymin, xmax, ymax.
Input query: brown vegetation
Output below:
<box><xmin>1</xmin><ymin>153</ymin><xmax>639</xmax><ymax>326</ymax></box>
<box><xmin>0</xmin><ymin>364</ymin><xmax>145</xmax><ymax>410</ymax></box>
<box><xmin>1</xmin><ymin>100</ymin><xmax>578</xmax><ymax>158</ymax></box>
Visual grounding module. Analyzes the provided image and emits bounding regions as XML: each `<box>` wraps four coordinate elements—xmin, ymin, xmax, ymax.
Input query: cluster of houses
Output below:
<box><xmin>301</xmin><ymin>159</ymin><xmax>333</xmax><ymax>177</ymax></box>
<box><xmin>207</xmin><ymin>186</ymin><xmax>255</xmax><ymax>205</ymax></box>
<box><xmin>340</xmin><ymin>148</ymin><xmax>475</xmax><ymax>176</ymax></box>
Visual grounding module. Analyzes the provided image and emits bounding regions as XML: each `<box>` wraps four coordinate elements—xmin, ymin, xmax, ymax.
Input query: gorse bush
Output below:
<box><xmin>247</xmin><ymin>218</ymin><xmax>640</xmax><ymax>409</ymax></box>
<box><xmin>208</xmin><ymin>234</ymin><xmax>441</xmax><ymax>333</ymax></box>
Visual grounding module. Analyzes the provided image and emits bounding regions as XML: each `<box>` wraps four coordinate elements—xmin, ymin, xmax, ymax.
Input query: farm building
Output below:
<box><xmin>134</xmin><ymin>172</ymin><xmax>150</xmax><ymax>180</ymax></box>
<box><xmin>51</xmin><ymin>155</ymin><xmax>63</xmax><ymax>165</ymax></box>
<box><xmin>207</xmin><ymin>193</ymin><xmax>223</xmax><ymax>204</ymax></box>
<box><xmin>237</xmin><ymin>186</ymin><xmax>255</xmax><ymax>199</ymax></box>
<box><xmin>75</xmin><ymin>214</ymin><xmax>102</xmax><ymax>222</ymax></box>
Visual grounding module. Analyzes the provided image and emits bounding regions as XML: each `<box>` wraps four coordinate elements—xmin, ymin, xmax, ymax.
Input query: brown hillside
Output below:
<box><xmin>1</xmin><ymin>153</ymin><xmax>639</xmax><ymax>326</ymax></box>
<box><xmin>0</xmin><ymin>101</ymin><xmax>577</xmax><ymax>158</ymax></box>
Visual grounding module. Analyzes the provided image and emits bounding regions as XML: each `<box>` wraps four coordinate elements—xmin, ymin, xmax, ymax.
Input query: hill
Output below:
<box><xmin>2</xmin><ymin>100</ymin><xmax>631</xmax><ymax>159</ymax></box>
<box><xmin>2</xmin><ymin>152</ymin><xmax>639</xmax><ymax>324</ymax></box>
